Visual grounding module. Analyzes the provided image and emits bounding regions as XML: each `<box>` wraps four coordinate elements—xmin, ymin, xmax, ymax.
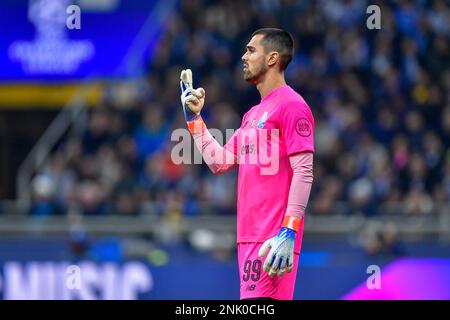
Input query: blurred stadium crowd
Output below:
<box><xmin>30</xmin><ymin>0</ymin><xmax>449</xmax><ymax>219</ymax></box>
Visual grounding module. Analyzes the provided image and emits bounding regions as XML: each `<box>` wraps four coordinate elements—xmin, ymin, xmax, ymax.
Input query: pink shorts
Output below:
<box><xmin>238</xmin><ymin>242</ymin><xmax>300</xmax><ymax>300</ymax></box>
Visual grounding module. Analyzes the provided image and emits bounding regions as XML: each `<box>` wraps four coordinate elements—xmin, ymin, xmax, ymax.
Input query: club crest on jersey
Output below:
<box><xmin>257</xmin><ymin>112</ymin><xmax>268</xmax><ymax>129</ymax></box>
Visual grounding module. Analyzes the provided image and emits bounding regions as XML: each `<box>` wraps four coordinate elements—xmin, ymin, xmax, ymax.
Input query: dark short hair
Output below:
<box><xmin>251</xmin><ymin>28</ymin><xmax>294</xmax><ymax>71</ymax></box>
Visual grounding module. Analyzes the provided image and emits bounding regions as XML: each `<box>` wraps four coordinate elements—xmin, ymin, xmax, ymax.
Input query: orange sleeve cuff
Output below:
<box><xmin>187</xmin><ymin>116</ymin><xmax>206</xmax><ymax>135</ymax></box>
<box><xmin>282</xmin><ymin>215</ymin><xmax>302</xmax><ymax>232</ymax></box>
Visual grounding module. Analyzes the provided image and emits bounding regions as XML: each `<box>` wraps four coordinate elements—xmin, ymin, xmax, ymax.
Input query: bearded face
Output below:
<box><xmin>242</xmin><ymin>34</ymin><xmax>269</xmax><ymax>84</ymax></box>
<box><xmin>243</xmin><ymin>55</ymin><xmax>267</xmax><ymax>83</ymax></box>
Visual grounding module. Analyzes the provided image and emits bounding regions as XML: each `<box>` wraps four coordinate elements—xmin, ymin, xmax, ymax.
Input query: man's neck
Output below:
<box><xmin>256</xmin><ymin>74</ymin><xmax>287</xmax><ymax>100</ymax></box>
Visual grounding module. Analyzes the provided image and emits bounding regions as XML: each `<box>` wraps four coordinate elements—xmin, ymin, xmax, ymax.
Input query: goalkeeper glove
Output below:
<box><xmin>258</xmin><ymin>216</ymin><xmax>302</xmax><ymax>278</ymax></box>
<box><xmin>180</xmin><ymin>69</ymin><xmax>205</xmax><ymax>133</ymax></box>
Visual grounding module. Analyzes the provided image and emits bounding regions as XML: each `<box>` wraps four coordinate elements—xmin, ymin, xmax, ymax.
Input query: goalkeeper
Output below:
<box><xmin>180</xmin><ymin>28</ymin><xmax>314</xmax><ymax>300</ymax></box>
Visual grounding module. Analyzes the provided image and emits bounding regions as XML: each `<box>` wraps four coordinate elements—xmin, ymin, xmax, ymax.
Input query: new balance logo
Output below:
<box><xmin>247</xmin><ymin>284</ymin><xmax>256</xmax><ymax>291</ymax></box>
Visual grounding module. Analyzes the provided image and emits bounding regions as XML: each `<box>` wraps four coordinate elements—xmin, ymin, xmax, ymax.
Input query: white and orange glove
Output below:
<box><xmin>258</xmin><ymin>216</ymin><xmax>302</xmax><ymax>278</ymax></box>
<box><xmin>180</xmin><ymin>69</ymin><xmax>206</xmax><ymax>134</ymax></box>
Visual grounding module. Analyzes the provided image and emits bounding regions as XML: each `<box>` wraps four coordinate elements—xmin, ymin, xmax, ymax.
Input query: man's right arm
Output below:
<box><xmin>189</xmin><ymin>117</ymin><xmax>238</xmax><ymax>174</ymax></box>
<box><xmin>180</xmin><ymin>69</ymin><xmax>238</xmax><ymax>174</ymax></box>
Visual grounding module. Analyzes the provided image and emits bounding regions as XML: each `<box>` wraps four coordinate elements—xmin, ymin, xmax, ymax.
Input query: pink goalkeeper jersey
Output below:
<box><xmin>226</xmin><ymin>85</ymin><xmax>314</xmax><ymax>253</ymax></box>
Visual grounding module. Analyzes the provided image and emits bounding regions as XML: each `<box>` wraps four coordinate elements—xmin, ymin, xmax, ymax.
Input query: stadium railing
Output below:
<box><xmin>0</xmin><ymin>202</ymin><xmax>448</xmax><ymax>244</ymax></box>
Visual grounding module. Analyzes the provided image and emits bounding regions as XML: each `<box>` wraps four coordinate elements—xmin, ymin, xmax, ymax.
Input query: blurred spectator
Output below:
<box><xmin>29</xmin><ymin>174</ymin><xmax>62</xmax><ymax>216</ymax></box>
<box><xmin>362</xmin><ymin>222</ymin><xmax>407</xmax><ymax>257</ymax></box>
<box><xmin>81</xmin><ymin>107</ymin><xmax>113</xmax><ymax>155</ymax></box>
<box><xmin>41</xmin><ymin>152</ymin><xmax>76</xmax><ymax>212</ymax></box>
<box><xmin>67</xmin><ymin>210</ymin><xmax>90</xmax><ymax>258</ymax></box>
<box><xmin>133</xmin><ymin>104</ymin><xmax>170</xmax><ymax>165</ymax></box>
<box><xmin>73</xmin><ymin>180</ymin><xmax>108</xmax><ymax>215</ymax></box>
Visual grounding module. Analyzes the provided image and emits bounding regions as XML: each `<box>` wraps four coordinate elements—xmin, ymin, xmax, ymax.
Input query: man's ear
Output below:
<box><xmin>267</xmin><ymin>51</ymin><xmax>279</xmax><ymax>67</ymax></box>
